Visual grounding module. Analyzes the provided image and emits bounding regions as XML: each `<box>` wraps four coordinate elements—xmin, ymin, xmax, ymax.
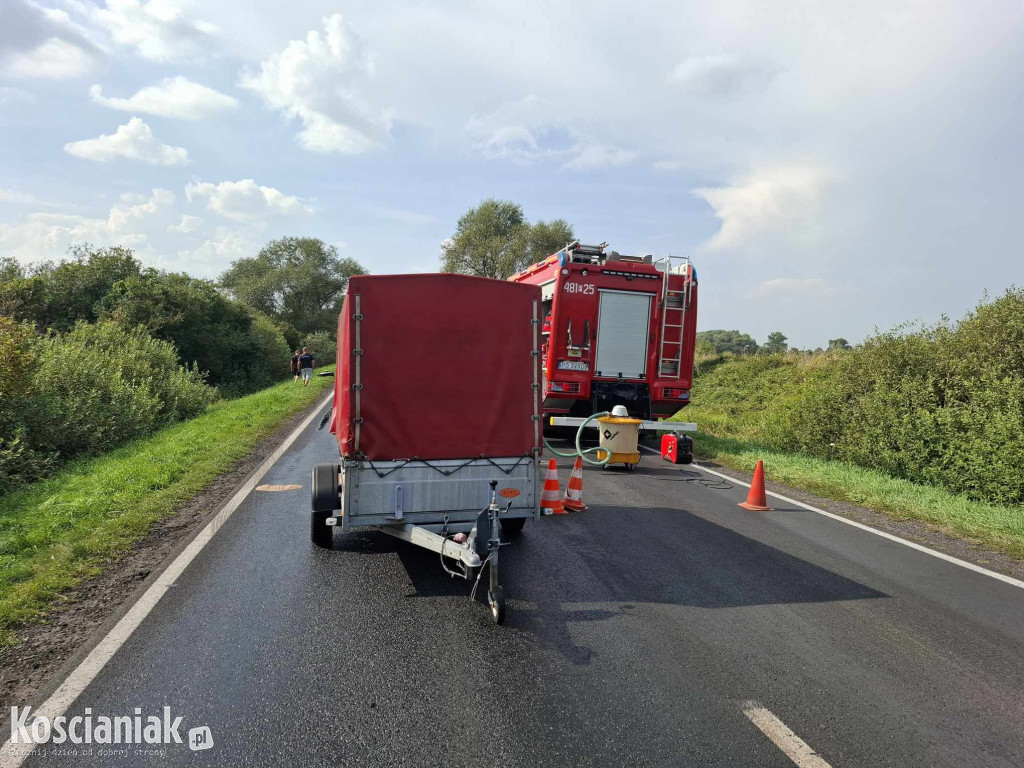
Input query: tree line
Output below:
<box><xmin>697</xmin><ymin>329</ymin><xmax>852</xmax><ymax>357</ymax></box>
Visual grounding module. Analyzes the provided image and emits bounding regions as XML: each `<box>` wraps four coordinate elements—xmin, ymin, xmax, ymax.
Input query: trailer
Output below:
<box><xmin>310</xmin><ymin>274</ymin><xmax>542</xmax><ymax>624</ymax></box>
<box><xmin>509</xmin><ymin>242</ymin><xmax>698</xmax><ymax>421</ymax></box>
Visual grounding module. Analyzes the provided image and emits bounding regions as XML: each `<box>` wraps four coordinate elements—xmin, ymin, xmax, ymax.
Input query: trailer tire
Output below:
<box><xmin>500</xmin><ymin>517</ymin><xmax>526</xmax><ymax>538</ymax></box>
<box><xmin>311</xmin><ymin>464</ymin><xmax>341</xmax><ymax>513</ymax></box>
<box><xmin>311</xmin><ymin>510</ymin><xmax>333</xmax><ymax>549</ymax></box>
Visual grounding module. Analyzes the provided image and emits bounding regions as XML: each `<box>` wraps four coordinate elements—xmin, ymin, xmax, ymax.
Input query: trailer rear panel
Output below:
<box><xmin>333</xmin><ymin>274</ymin><xmax>542</xmax><ymax>461</ymax></box>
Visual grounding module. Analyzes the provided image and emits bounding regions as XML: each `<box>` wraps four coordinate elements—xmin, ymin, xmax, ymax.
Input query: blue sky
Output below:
<box><xmin>1</xmin><ymin>0</ymin><xmax>1021</xmax><ymax>348</ymax></box>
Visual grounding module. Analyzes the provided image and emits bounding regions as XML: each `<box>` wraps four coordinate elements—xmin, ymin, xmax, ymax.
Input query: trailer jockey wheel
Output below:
<box><xmin>488</xmin><ymin>585</ymin><xmax>506</xmax><ymax>625</ymax></box>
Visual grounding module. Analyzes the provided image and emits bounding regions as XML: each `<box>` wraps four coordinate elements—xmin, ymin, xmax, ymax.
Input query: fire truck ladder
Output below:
<box><xmin>656</xmin><ymin>255</ymin><xmax>691</xmax><ymax>378</ymax></box>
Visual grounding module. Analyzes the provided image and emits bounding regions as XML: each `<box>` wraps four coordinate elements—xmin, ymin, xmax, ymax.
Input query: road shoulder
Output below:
<box><xmin>689</xmin><ymin>456</ymin><xmax>1024</xmax><ymax>583</ymax></box>
<box><xmin>0</xmin><ymin>393</ymin><xmax>331</xmax><ymax>714</ymax></box>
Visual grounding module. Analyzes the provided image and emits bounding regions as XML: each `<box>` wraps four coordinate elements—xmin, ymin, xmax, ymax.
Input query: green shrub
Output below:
<box><xmin>24</xmin><ymin>322</ymin><xmax>216</xmax><ymax>461</ymax></box>
<box><xmin>299</xmin><ymin>331</ymin><xmax>336</xmax><ymax>367</ymax></box>
<box><xmin>99</xmin><ymin>271</ymin><xmax>289</xmax><ymax>394</ymax></box>
<box><xmin>684</xmin><ymin>288</ymin><xmax>1024</xmax><ymax>505</ymax></box>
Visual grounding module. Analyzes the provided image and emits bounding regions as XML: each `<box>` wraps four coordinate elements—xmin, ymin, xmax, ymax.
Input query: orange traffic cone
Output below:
<box><xmin>738</xmin><ymin>460</ymin><xmax>773</xmax><ymax>511</ymax></box>
<box><xmin>562</xmin><ymin>456</ymin><xmax>587</xmax><ymax>511</ymax></box>
<box><xmin>540</xmin><ymin>459</ymin><xmax>567</xmax><ymax>515</ymax></box>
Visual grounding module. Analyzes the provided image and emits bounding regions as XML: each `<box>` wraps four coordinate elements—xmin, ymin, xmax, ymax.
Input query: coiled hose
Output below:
<box><xmin>542</xmin><ymin>411</ymin><xmax>612</xmax><ymax>467</ymax></box>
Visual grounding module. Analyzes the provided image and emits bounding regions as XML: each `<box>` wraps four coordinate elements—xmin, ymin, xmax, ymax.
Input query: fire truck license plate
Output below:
<box><xmin>558</xmin><ymin>360</ymin><xmax>589</xmax><ymax>371</ymax></box>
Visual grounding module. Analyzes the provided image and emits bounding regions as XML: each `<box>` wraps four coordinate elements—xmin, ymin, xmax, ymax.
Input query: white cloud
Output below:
<box><xmin>90</xmin><ymin>77</ymin><xmax>238</xmax><ymax>119</ymax></box>
<box><xmin>0</xmin><ymin>0</ymin><xmax>106</xmax><ymax>78</ymax></box>
<box><xmin>562</xmin><ymin>144</ymin><xmax>637</xmax><ymax>171</ymax></box>
<box><xmin>751</xmin><ymin>277</ymin><xmax>836</xmax><ymax>299</ymax></box>
<box><xmin>693</xmin><ymin>166</ymin><xmax>832</xmax><ymax>253</ymax></box>
<box><xmin>467</xmin><ymin>96</ymin><xmax>636</xmax><ymax>171</ymax></box>
<box><xmin>668</xmin><ymin>55</ymin><xmax>778</xmax><ymax>97</ymax></box>
<box><xmin>168</xmin><ymin>214</ymin><xmax>202</xmax><ymax>233</ymax></box>
<box><xmin>3</xmin><ymin>37</ymin><xmax>97</xmax><ymax>78</ymax></box>
<box><xmin>185</xmin><ymin>179</ymin><xmax>312</xmax><ymax>222</ymax></box>
<box><xmin>88</xmin><ymin>0</ymin><xmax>217</xmax><ymax>62</ymax></box>
<box><xmin>0</xmin><ymin>188</ymin><xmax>174</xmax><ymax>261</ymax></box>
<box><xmin>64</xmin><ymin>118</ymin><xmax>190</xmax><ymax>165</ymax></box>
<box><xmin>172</xmin><ymin>227</ymin><xmax>253</xmax><ymax>277</ymax></box>
<box><xmin>238</xmin><ymin>13</ymin><xmax>392</xmax><ymax>154</ymax></box>
<box><xmin>0</xmin><ymin>189</ymin><xmax>40</xmax><ymax>205</ymax></box>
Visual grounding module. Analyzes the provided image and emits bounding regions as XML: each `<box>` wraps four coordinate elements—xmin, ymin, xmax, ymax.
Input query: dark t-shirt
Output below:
<box><xmin>290</xmin><ymin>354</ymin><xmax>300</xmax><ymax>372</ymax></box>
<box><xmin>298</xmin><ymin>354</ymin><xmax>314</xmax><ymax>369</ymax></box>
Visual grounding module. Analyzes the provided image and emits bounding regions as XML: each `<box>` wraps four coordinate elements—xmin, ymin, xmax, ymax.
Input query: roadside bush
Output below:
<box><xmin>25</xmin><ymin>322</ymin><xmax>216</xmax><ymax>459</ymax></box>
<box><xmin>15</xmin><ymin>321</ymin><xmax>216</xmax><ymax>466</ymax></box>
<box><xmin>99</xmin><ymin>271</ymin><xmax>289</xmax><ymax>394</ymax></box>
<box><xmin>685</xmin><ymin>288</ymin><xmax>1024</xmax><ymax>505</ymax></box>
<box><xmin>299</xmin><ymin>331</ymin><xmax>336</xmax><ymax>367</ymax></box>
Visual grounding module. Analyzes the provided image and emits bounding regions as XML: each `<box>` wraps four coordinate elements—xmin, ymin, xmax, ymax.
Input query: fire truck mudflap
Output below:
<box><xmin>310</xmin><ymin>274</ymin><xmax>542</xmax><ymax>625</ymax></box>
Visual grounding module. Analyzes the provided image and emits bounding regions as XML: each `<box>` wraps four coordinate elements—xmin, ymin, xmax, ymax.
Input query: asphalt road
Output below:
<box><xmin>17</xmin><ymin>419</ymin><xmax>1024</xmax><ymax>767</ymax></box>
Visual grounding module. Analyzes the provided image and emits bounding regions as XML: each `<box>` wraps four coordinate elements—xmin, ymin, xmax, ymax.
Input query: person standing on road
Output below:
<box><xmin>290</xmin><ymin>349</ymin><xmax>301</xmax><ymax>383</ymax></box>
<box><xmin>298</xmin><ymin>347</ymin><xmax>315</xmax><ymax>387</ymax></box>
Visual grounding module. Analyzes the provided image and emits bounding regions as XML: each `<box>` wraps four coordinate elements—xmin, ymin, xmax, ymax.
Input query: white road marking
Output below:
<box><xmin>742</xmin><ymin>701</ymin><xmax>831</xmax><ymax>767</ymax></box>
<box><xmin>0</xmin><ymin>392</ymin><xmax>334</xmax><ymax>768</ymax></box>
<box><xmin>639</xmin><ymin>445</ymin><xmax>1024</xmax><ymax>591</ymax></box>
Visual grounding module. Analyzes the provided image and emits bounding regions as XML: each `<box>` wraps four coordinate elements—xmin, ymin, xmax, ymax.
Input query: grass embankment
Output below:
<box><xmin>691</xmin><ymin>432</ymin><xmax>1024</xmax><ymax>560</ymax></box>
<box><xmin>677</xmin><ymin>335</ymin><xmax>1024</xmax><ymax>560</ymax></box>
<box><xmin>0</xmin><ymin>372</ymin><xmax>333</xmax><ymax>648</ymax></box>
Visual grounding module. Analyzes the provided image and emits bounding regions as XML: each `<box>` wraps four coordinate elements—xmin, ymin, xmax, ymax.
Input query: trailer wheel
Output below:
<box><xmin>311</xmin><ymin>510</ymin><xmax>333</xmax><ymax>549</ymax></box>
<box><xmin>488</xmin><ymin>585</ymin><xmax>506</xmax><ymax>625</ymax></box>
<box><xmin>500</xmin><ymin>518</ymin><xmax>526</xmax><ymax>538</ymax></box>
<box><xmin>311</xmin><ymin>464</ymin><xmax>341</xmax><ymax>513</ymax></box>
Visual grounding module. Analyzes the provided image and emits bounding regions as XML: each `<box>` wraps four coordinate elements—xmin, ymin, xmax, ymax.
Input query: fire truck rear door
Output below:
<box><xmin>594</xmin><ymin>290</ymin><xmax>652</xmax><ymax>379</ymax></box>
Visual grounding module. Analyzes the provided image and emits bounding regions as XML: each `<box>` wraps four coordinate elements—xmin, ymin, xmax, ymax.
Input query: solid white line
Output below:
<box><xmin>639</xmin><ymin>445</ymin><xmax>1024</xmax><ymax>591</ymax></box>
<box><xmin>0</xmin><ymin>392</ymin><xmax>333</xmax><ymax>768</ymax></box>
<box><xmin>742</xmin><ymin>701</ymin><xmax>831</xmax><ymax>768</ymax></box>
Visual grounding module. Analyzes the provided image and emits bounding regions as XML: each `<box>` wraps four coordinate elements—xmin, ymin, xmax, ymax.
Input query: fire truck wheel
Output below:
<box><xmin>500</xmin><ymin>518</ymin><xmax>526</xmax><ymax>538</ymax></box>
<box><xmin>310</xmin><ymin>510</ymin><xmax>333</xmax><ymax>549</ymax></box>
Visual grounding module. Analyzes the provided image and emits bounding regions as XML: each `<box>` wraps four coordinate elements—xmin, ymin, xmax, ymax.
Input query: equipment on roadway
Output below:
<box><xmin>310</xmin><ymin>274</ymin><xmax>542</xmax><ymax>624</ymax></box>
<box><xmin>550</xmin><ymin>410</ymin><xmax>697</xmax><ymax>470</ymax></box>
<box><xmin>510</xmin><ymin>241</ymin><xmax>698</xmax><ymax>421</ymax></box>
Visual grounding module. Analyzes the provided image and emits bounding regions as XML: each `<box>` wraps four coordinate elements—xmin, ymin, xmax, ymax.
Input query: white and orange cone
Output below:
<box><xmin>562</xmin><ymin>456</ymin><xmax>587</xmax><ymax>511</ymax></box>
<box><xmin>540</xmin><ymin>458</ymin><xmax>566</xmax><ymax>515</ymax></box>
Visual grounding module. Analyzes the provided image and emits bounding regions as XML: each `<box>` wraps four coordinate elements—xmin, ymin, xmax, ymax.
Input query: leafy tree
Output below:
<box><xmin>220</xmin><ymin>237</ymin><xmax>366</xmax><ymax>336</ymax></box>
<box><xmin>0</xmin><ymin>257</ymin><xmax>23</xmax><ymax>283</ymax></box>
<box><xmin>24</xmin><ymin>246</ymin><xmax>142</xmax><ymax>331</ymax></box>
<box><xmin>100</xmin><ymin>271</ymin><xmax>289</xmax><ymax>393</ymax></box>
<box><xmin>300</xmin><ymin>331</ymin><xmax>336</xmax><ymax>367</ymax></box>
<box><xmin>828</xmin><ymin>338</ymin><xmax>852</xmax><ymax>351</ymax></box>
<box><xmin>529</xmin><ymin>218</ymin><xmax>575</xmax><ymax>262</ymax></box>
<box><xmin>762</xmin><ymin>331</ymin><xmax>789</xmax><ymax>354</ymax></box>
<box><xmin>696</xmin><ymin>329</ymin><xmax>759</xmax><ymax>355</ymax></box>
<box><xmin>440</xmin><ymin>199</ymin><xmax>576</xmax><ymax>280</ymax></box>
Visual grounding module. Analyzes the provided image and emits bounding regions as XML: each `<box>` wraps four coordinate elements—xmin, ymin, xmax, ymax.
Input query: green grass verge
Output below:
<box><xmin>692</xmin><ymin>431</ymin><xmax>1024</xmax><ymax>561</ymax></box>
<box><xmin>0</xmin><ymin>372</ymin><xmax>333</xmax><ymax>648</ymax></box>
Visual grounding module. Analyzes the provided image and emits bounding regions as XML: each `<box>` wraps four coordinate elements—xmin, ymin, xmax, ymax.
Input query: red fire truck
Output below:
<box><xmin>509</xmin><ymin>241</ymin><xmax>697</xmax><ymax>421</ymax></box>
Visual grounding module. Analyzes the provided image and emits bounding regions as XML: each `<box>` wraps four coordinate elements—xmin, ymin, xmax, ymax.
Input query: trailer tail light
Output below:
<box><xmin>664</xmin><ymin>388</ymin><xmax>690</xmax><ymax>399</ymax></box>
<box><xmin>549</xmin><ymin>381</ymin><xmax>581</xmax><ymax>394</ymax></box>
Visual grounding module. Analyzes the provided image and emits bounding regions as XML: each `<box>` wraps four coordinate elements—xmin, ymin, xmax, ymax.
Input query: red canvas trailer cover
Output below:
<box><xmin>332</xmin><ymin>274</ymin><xmax>542</xmax><ymax>461</ymax></box>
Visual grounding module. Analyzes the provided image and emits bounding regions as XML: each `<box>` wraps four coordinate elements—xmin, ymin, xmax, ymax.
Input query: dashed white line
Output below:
<box><xmin>0</xmin><ymin>392</ymin><xmax>334</xmax><ymax>768</ymax></box>
<box><xmin>742</xmin><ymin>701</ymin><xmax>831</xmax><ymax>767</ymax></box>
<box><xmin>639</xmin><ymin>445</ymin><xmax>1024</xmax><ymax>590</ymax></box>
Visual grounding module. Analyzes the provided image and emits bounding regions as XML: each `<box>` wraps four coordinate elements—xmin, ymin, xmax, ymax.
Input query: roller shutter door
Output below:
<box><xmin>594</xmin><ymin>291</ymin><xmax>652</xmax><ymax>379</ymax></box>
